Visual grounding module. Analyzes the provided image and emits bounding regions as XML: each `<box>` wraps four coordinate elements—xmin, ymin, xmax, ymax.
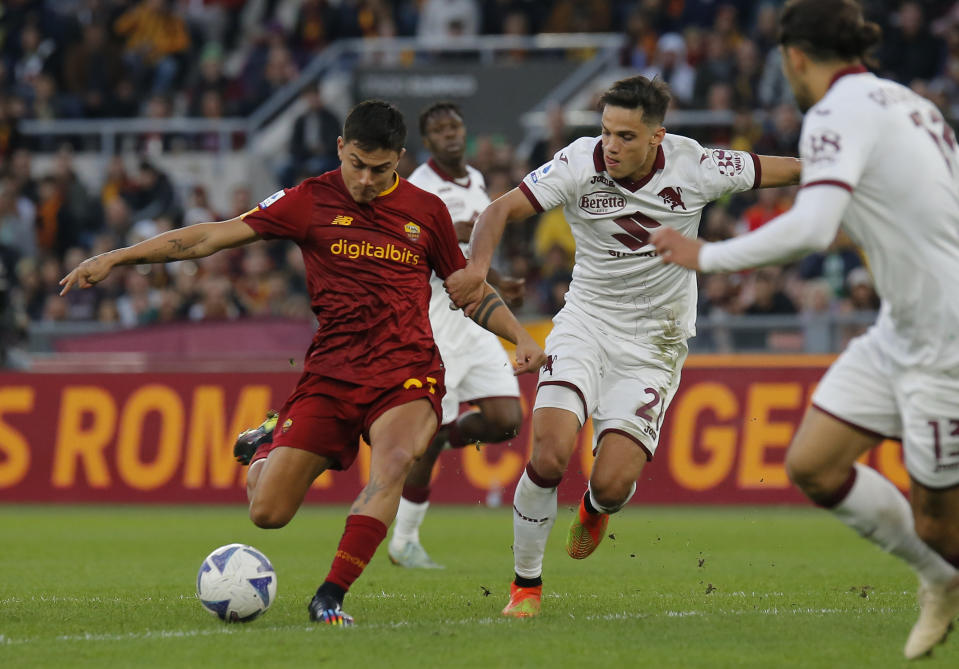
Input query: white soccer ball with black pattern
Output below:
<box><xmin>196</xmin><ymin>543</ymin><xmax>277</xmax><ymax>623</ymax></box>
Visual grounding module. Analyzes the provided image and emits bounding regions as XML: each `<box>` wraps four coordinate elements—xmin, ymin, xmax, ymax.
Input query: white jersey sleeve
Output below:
<box><xmin>694</xmin><ymin>146</ymin><xmax>761</xmax><ymax>200</ymax></box>
<box><xmin>518</xmin><ymin>139</ymin><xmax>588</xmax><ymax>212</ymax></box>
<box><xmin>798</xmin><ymin>100</ymin><xmax>877</xmax><ymax>190</ymax></box>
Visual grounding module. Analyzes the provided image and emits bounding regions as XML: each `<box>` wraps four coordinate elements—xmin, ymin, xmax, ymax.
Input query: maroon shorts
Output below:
<box><xmin>250</xmin><ymin>368</ymin><xmax>444</xmax><ymax>470</ymax></box>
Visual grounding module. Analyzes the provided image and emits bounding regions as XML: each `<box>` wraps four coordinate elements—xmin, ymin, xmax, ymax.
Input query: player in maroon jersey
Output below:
<box><xmin>59</xmin><ymin>100</ymin><xmax>546</xmax><ymax>626</ymax></box>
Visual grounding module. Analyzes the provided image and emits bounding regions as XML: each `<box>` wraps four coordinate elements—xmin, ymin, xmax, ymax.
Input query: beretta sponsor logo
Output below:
<box><xmin>579</xmin><ymin>191</ymin><xmax>627</xmax><ymax>215</ymax></box>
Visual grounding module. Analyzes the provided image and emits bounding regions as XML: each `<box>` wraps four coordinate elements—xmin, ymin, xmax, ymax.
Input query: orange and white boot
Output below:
<box><xmin>566</xmin><ymin>496</ymin><xmax>609</xmax><ymax>559</ymax></box>
<box><xmin>502</xmin><ymin>582</ymin><xmax>542</xmax><ymax>618</ymax></box>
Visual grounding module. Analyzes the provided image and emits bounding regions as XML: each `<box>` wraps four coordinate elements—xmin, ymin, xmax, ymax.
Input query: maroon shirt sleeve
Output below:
<box><xmin>426</xmin><ymin>199</ymin><xmax>467</xmax><ymax>279</ymax></box>
<box><xmin>241</xmin><ymin>182</ymin><xmax>313</xmax><ymax>244</ymax></box>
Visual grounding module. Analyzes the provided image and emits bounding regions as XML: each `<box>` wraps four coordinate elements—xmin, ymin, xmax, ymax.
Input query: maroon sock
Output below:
<box><xmin>401</xmin><ymin>484</ymin><xmax>431</xmax><ymax>504</ymax></box>
<box><xmin>324</xmin><ymin>514</ymin><xmax>387</xmax><ymax>591</ymax></box>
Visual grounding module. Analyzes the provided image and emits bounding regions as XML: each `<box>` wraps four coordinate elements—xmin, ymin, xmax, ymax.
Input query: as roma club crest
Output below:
<box><xmin>404</xmin><ymin>221</ymin><xmax>421</xmax><ymax>241</ymax></box>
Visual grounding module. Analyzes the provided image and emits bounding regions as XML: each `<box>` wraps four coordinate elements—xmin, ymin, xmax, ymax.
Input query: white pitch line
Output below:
<box><xmin>0</xmin><ymin>605</ymin><xmax>911</xmax><ymax>646</ymax></box>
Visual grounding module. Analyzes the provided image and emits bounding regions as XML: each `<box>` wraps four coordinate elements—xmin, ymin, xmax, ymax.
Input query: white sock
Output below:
<box><xmin>832</xmin><ymin>464</ymin><xmax>956</xmax><ymax>587</ymax></box>
<box><xmin>512</xmin><ymin>468</ymin><xmax>558</xmax><ymax>580</ymax></box>
<box><xmin>588</xmin><ymin>481</ymin><xmax>637</xmax><ymax>514</ymax></box>
<box><xmin>390</xmin><ymin>497</ymin><xmax>429</xmax><ymax>550</ymax></box>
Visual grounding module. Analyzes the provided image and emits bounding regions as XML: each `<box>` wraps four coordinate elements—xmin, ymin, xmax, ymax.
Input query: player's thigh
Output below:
<box><xmin>591</xmin><ymin>338</ymin><xmax>687</xmax><ymax>461</ymax></box>
<box><xmin>529</xmin><ymin>405</ymin><xmax>582</xmax><ymax>478</ymax></box>
<box><xmin>367</xmin><ymin>398</ymin><xmax>440</xmax><ymax>481</ymax></box>
<box><xmin>250</xmin><ymin>446</ymin><xmax>332</xmax><ymax>523</ymax></box>
<box><xmin>590</xmin><ymin>431</ymin><xmax>648</xmax><ymax>503</ymax></box>
<box><xmin>909</xmin><ymin>479</ymin><xmax>959</xmax><ymax>553</ymax></box>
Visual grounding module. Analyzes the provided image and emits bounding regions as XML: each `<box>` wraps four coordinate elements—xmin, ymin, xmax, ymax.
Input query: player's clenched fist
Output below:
<box><xmin>512</xmin><ymin>332</ymin><xmax>547</xmax><ymax>376</ymax></box>
<box><xmin>445</xmin><ymin>265</ymin><xmax>486</xmax><ymax>316</ymax></box>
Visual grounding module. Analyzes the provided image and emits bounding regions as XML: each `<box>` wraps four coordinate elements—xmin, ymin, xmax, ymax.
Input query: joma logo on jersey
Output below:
<box><xmin>330</xmin><ymin>239</ymin><xmax>420</xmax><ymax>265</ymax></box>
<box><xmin>589</xmin><ymin>175</ymin><xmax>615</xmax><ymax>187</ymax></box>
<box><xmin>579</xmin><ymin>191</ymin><xmax>627</xmax><ymax>215</ymax></box>
<box><xmin>331</xmin><ymin>215</ymin><xmax>353</xmax><ymax>226</ymax></box>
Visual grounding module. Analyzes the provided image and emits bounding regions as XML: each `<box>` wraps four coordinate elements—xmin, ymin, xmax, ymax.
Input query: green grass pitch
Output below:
<box><xmin>2</xmin><ymin>504</ymin><xmax>956</xmax><ymax>668</ymax></box>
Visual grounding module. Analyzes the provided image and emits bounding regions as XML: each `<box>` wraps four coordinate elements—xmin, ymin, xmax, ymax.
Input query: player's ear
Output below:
<box><xmin>336</xmin><ymin>136</ymin><xmax>344</xmax><ymax>160</ymax></box>
<box><xmin>782</xmin><ymin>45</ymin><xmax>805</xmax><ymax>76</ymax></box>
<box><xmin>650</xmin><ymin>125</ymin><xmax>666</xmax><ymax>146</ymax></box>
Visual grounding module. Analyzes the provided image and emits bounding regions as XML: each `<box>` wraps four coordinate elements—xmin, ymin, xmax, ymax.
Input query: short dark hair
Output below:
<box><xmin>419</xmin><ymin>101</ymin><xmax>463</xmax><ymax>135</ymax></box>
<box><xmin>343</xmin><ymin>100</ymin><xmax>406</xmax><ymax>153</ymax></box>
<box><xmin>779</xmin><ymin>0</ymin><xmax>881</xmax><ymax>62</ymax></box>
<box><xmin>598</xmin><ymin>76</ymin><xmax>671</xmax><ymax>127</ymax></box>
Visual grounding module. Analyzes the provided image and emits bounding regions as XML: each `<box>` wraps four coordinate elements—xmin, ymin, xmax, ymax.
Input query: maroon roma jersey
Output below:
<box><xmin>242</xmin><ymin>169</ymin><xmax>466</xmax><ymax>387</ymax></box>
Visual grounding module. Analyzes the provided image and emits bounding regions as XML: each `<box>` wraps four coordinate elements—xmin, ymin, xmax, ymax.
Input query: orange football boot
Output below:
<box><xmin>566</xmin><ymin>496</ymin><xmax>609</xmax><ymax>559</ymax></box>
<box><xmin>502</xmin><ymin>582</ymin><xmax>542</xmax><ymax>618</ymax></box>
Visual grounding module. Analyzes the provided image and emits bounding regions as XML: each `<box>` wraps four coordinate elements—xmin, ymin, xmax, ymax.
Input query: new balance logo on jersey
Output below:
<box><xmin>580</xmin><ymin>191</ymin><xmax>627</xmax><ymax>215</ymax></box>
<box><xmin>331</xmin><ymin>215</ymin><xmax>353</xmax><ymax>226</ymax></box>
<box><xmin>658</xmin><ymin>186</ymin><xmax>686</xmax><ymax>210</ymax></box>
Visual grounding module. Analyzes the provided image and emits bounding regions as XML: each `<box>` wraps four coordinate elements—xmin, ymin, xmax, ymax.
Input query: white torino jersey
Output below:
<box><xmin>408</xmin><ymin>160</ymin><xmax>493</xmax><ymax>349</ymax></box>
<box><xmin>521</xmin><ymin>135</ymin><xmax>759</xmax><ymax>340</ymax></box>
<box><xmin>800</xmin><ymin>69</ymin><xmax>959</xmax><ymax>368</ymax></box>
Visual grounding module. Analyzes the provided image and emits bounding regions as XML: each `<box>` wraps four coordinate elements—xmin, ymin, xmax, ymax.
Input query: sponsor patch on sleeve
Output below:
<box><xmin>258</xmin><ymin>190</ymin><xmax>286</xmax><ymax>209</ymax></box>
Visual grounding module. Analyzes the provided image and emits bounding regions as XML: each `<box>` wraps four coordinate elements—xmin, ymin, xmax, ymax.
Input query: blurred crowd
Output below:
<box><xmin>0</xmin><ymin>0</ymin><xmax>957</xmax><ymax>362</ymax></box>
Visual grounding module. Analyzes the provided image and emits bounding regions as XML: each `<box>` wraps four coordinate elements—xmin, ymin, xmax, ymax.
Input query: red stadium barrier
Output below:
<box><xmin>0</xmin><ymin>356</ymin><xmax>908</xmax><ymax>505</ymax></box>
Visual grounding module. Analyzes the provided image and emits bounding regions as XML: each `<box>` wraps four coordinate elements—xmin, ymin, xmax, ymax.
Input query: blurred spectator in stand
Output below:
<box><xmin>838</xmin><ymin>266</ymin><xmax>880</xmax><ymax>343</ymax></box>
<box><xmin>114</xmin><ymin>0</ymin><xmax>191</xmax><ymax>96</ymax></box>
<box><xmin>235</xmin><ymin>244</ymin><xmax>274</xmax><ymax>316</ymax></box>
<box><xmin>799</xmin><ymin>278</ymin><xmax>835</xmax><ymax>353</ymax></box>
<box><xmin>183</xmin><ymin>185</ymin><xmax>219</xmax><ymax>227</ymax></box>
<box><xmin>752</xmin><ymin>3</ymin><xmax>780</xmax><ymax>54</ymax></box>
<box><xmin>0</xmin><ymin>176</ymin><xmax>36</xmax><ymax>264</ymax></box>
<box><xmin>7</xmin><ymin>148</ymin><xmax>38</xmax><ymax>204</ymax></box>
<box><xmin>736</xmin><ymin>266</ymin><xmax>797</xmax><ymax>349</ymax></box>
<box><xmin>880</xmin><ymin>1</ymin><xmax>945</xmax><ymax>85</ymax></box>
<box><xmin>623</xmin><ymin>9</ymin><xmax>659</xmax><ymax>69</ymax></box>
<box><xmin>741</xmin><ymin>187</ymin><xmax>790</xmax><ymax>231</ymax></box>
<box><xmin>417</xmin><ymin>0</ymin><xmax>480</xmax><ymax>44</ymax></box>
<box><xmin>100</xmin><ymin>156</ymin><xmax>134</xmax><ymax>208</ymax></box>
<box><xmin>642</xmin><ymin>33</ymin><xmax>696</xmax><ymax>106</ymax></box>
<box><xmin>189</xmin><ymin>275</ymin><xmax>241</xmax><ymax>321</ymax></box>
<box><xmin>702</xmin><ymin>82</ymin><xmax>734</xmax><ymax>145</ymax></box>
<box><xmin>754</xmin><ymin>103</ymin><xmax>802</xmax><ymax>156</ymax></box>
<box><xmin>798</xmin><ymin>232</ymin><xmax>863</xmax><ymax>299</ymax></box>
<box><xmin>139</xmin><ymin>94</ymin><xmax>175</xmax><ymax>154</ymax></box>
<box><xmin>758</xmin><ymin>45</ymin><xmax>795</xmax><ymax>108</ymax></box>
<box><xmin>122</xmin><ymin>159</ymin><xmax>180</xmax><ymax>224</ymax></box>
<box><xmin>693</xmin><ymin>33</ymin><xmax>734</xmax><ymax>107</ymax></box>
<box><xmin>0</xmin><ymin>96</ymin><xmax>24</xmax><ymax>161</ymax></box>
<box><xmin>696</xmin><ymin>273</ymin><xmax>740</xmax><ymax>352</ymax></box>
<box><xmin>242</xmin><ymin>42</ymin><xmax>297</xmax><ymax>114</ymax></box>
<box><xmin>10</xmin><ymin>22</ymin><xmax>57</xmax><ymax>99</ymax></box>
<box><xmin>529</xmin><ymin>104</ymin><xmax>573</xmax><ymax>170</ymax></box>
<box><xmin>61</xmin><ymin>22</ymin><xmax>124</xmax><ymax>119</ymax></box>
<box><xmin>730</xmin><ymin>107</ymin><xmax>763</xmax><ymax>151</ymax></box>
<box><xmin>292</xmin><ymin>0</ymin><xmax>338</xmax><ymax>62</ymax></box>
<box><xmin>544</xmin><ymin>0</ymin><xmax>611</xmax><ymax>33</ymax></box>
<box><xmin>193</xmin><ymin>90</ymin><xmax>240</xmax><ymax>152</ymax></box>
<box><xmin>51</xmin><ymin>148</ymin><xmax>97</xmax><ymax>246</ymax></box>
<box><xmin>116</xmin><ymin>268</ymin><xmax>156</xmax><ymax>327</ymax></box>
<box><xmin>280</xmin><ymin>87</ymin><xmax>340</xmax><ymax>187</ymax></box>
<box><xmin>184</xmin><ymin>43</ymin><xmax>238</xmax><ymax>117</ymax></box>
<box><xmin>730</xmin><ymin>40</ymin><xmax>761</xmax><ymax>108</ymax></box>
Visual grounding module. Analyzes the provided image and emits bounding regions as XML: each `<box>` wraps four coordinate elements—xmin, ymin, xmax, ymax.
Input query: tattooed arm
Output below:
<box><xmin>59</xmin><ymin>217</ymin><xmax>260</xmax><ymax>295</ymax></box>
<box><xmin>468</xmin><ymin>282</ymin><xmax>546</xmax><ymax>375</ymax></box>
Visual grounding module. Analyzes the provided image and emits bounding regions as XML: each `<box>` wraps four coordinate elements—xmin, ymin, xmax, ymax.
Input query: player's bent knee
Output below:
<box><xmin>373</xmin><ymin>444</ymin><xmax>419</xmax><ymax>482</ymax></box>
<box><xmin>249</xmin><ymin>503</ymin><xmax>293</xmax><ymax>529</ymax></box>
<box><xmin>590</xmin><ymin>480</ymin><xmax>633</xmax><ymax>511</ymax></box>
<box><xmin>530</xmin><ymin>447</ymin><xmax>570</xmax><ymax>481</ymax></box>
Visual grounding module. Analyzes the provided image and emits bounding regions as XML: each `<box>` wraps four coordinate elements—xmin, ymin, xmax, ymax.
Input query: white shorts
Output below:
<box><xmin>436</xmin><ymin>327</ymin><xmax>520</xmax><ymax>425</ymax></box>
<box><xmin>533</xmin><ymin>305</ymin><xmax>688</xmax><ymax>459</ymax></box>
<box><xmin>812</xmin><ymin>330</ymin><xmax>959</xmax><ymax>489</ymax></box>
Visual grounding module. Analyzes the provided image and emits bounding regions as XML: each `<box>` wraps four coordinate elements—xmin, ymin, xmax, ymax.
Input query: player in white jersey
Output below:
<box><xmin>445</xmin><ymin>75</ymin><xmax>802</xmax><ymax>617</ymax></box>
<box><xmin>388</xmin><ymin>102</ymin><xmax>524</xmax><ymax>569</ymax></box>
<box><xmin>651</xmin><ymin>0</ymin><xmax>959</xmax><ymax>659</ymax></box>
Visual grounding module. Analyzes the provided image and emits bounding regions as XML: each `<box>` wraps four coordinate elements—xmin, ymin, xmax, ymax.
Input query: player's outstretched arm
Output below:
<box><xmin>757</xmin><ymin>156</ymin><xmax>802</xmax><ymax>188</ymax></box>
<box><xmin>469</xmin><ymin>282</ymin><xmax>545</xmax><ymax>375</ymax></box>
<box><xmin>447</xmin><ymin>188</ymin><xmax>537</xmax><ymax>313</ymax></box>
<box><xmin>59</xmin><ymin>217</ymin><xmax>261</xmax><ymax>295</ymax></box>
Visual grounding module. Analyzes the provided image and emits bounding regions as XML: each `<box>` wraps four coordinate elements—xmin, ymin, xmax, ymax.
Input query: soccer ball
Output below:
<box><xmin>196</xmin><ymin>543</ymin><xmax>277</xmax><ymax>623</ymax></box>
